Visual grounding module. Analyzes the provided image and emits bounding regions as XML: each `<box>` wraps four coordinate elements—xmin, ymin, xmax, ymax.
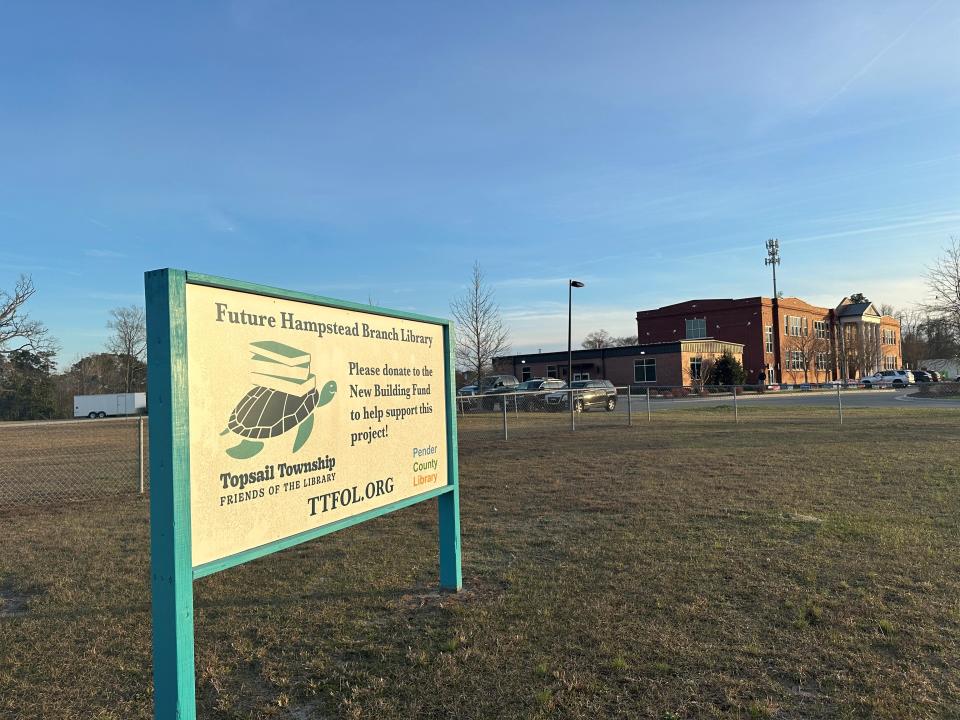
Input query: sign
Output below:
<box><xmin>184</xmin><ymin>282</ymin><xmax>452</xmax><ymax>569</ymax></box>
<box><xmin>146</xmin><ymin>270</ymin><xmax>461</xmax><ymax>720</ymax></box>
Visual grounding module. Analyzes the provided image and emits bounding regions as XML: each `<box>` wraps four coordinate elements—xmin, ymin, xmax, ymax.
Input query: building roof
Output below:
<box><xmin>636</xmin><ymin>295</ymin><xmax>832</xmax><ymax>318</ymax></box>
<box><xmin>836</xmin><ymin>301</ymin><xmax>880</xmax><ymax>318</ymax></box>
<box><xmin>636</xmin><ymin>297</ymin><xmax>762</xmax><ymax>317</ymax></box>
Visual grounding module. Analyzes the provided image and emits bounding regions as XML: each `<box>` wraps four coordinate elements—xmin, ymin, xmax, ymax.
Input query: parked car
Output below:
<box><xmin>860</xmin><ymin>370</ymin><xmax>914</xmax><ymax>388</ymax></box>
<box><xmin>478</xmin><ymin>374</ymin><xmax>519</xmax><ymax>393</ymax></box>
<box><xmin>928</xmin><ymin>371</ymin><xmax>942</xmax><ymax>382</ymax></box>
<box><xmin>913</xmin><ymin>370</ymin><xmax>933</xmax><ymax>383</ymax></box>
<box><xmin>457</xmin><ymin>385</ymin><xmax>479</xmax><ymax>396</ymax></box>
<box><xmin>511</xmin><ymin>378</ymin><xmax>567</xmax><ymax>410</ymax></box>
<box><xmin>545</xmin><ymin>379</ymin><xmax>618</xmax><ymax>412</ymax></box>
<box><xmin>476</xmin><ymin>374</ymin><xmax>520</xmax><ymax>410</ymax></box>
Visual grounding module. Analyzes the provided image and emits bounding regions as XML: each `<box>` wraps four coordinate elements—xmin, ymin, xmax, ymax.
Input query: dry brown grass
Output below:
<box><xmin>2</xmin><ymin>407</ymin><xmax>960</xmax><ymax>719</ymax></box>
<box><xmin>0</xmin><ymin>419</ymin><xmax>146</xmax><ymax>506</ymax></box>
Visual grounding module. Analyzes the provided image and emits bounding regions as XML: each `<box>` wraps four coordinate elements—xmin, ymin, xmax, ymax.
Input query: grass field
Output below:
<box><xmin>0</xmin><ymin>418</ymin><xmax>147</xmax><ymax>507</ymax></box>
<box><xmin>2</xmin><ymin>407</ymin><xmax>960</xmax><ymax>718</ymax></box>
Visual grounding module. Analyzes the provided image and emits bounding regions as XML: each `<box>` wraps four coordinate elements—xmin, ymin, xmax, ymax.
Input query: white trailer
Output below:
<box><xmin>74</xmin><ymin>393</ymin><xmax>147</xmax><ymax>419</ymax></box>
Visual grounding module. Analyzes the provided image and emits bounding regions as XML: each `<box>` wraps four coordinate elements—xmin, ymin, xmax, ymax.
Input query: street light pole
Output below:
<box><xmin>568</xmin><ymin>279</ymin><xmax>584</xmax><ymax>431</ymax></box>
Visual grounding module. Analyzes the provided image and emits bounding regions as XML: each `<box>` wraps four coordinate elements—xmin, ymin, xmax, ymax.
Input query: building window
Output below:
<box><xmin>764</xmin><ymin>325</ymin><xmax>774</xmax><ymax>354</ymax></box>
<box><xmin>573</xmin><ymin>372</ymin><xmax>590</xmax><ymax>381</ymax></box>
<box><xmin>689</xmin><ymin>357</ymin><xmax>703</xmax><ymax>380</ymax></box>
<box><xmin>884</xmin><ymin>355</ymin><xmax>897</xmax><ymax>369</ymax></box>
<box><xmin>815</xmin><ymin>320</ymin><xmax>829</xmax><ymax>339</ymax></box>
<box><xmin>788</xmin><ymin>351</ymin><xmax>805</xmax><ymax>370</ymax></box>
<box><xmin>634</xmin><ymin>358</ymin><xmax>656</xmax><ymax>383</ymax></box>
<box><xmin>685</xmin><ymin>317</ymin><xmax>707</xmax><ymax>339</ymax></box>
<box><xmin>546</xmin><ymin>365</ymin><xmax>558</xmax><ymax>378</ymax></box>
<box><xmin>816</xmin><ymin>352</ymin><xmax>829</xmax><ymax>371</ymax></box>
<box><xmin>882</xmin><ymin>329</ymin><xmax>897</xmax><ymax>345</ymax></box>
<box><xmin>785</xmin><ymin>316</ymin><xmax>807</xmax><ymax>337</ymax></box>
<box><xmin>521</xmin><ymin>366</ymin><xmax>532</xmax><ymax>381</ymax></box>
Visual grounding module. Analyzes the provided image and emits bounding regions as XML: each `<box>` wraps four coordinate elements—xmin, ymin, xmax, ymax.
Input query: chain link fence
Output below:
<box><xmin>0</xmin><ymin>382</ymin><xmax>940</xmax><ymax>508</ymax></box>
<box><xmin>455</xmin><ymin>383</ymin><xmax>901</xmax><ymax>440</ymax></box>
<box><xmin>0</xmin><ymin>416</ymin><xmax>147</xmax><ymax>510</ymax></box>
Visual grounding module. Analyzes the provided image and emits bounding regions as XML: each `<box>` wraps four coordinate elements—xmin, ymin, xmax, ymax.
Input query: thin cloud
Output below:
<box><xmin>814</xmin><ymin>0</ymin><xmax>944</xmax><ymax>114</ymax></box>
<box><xmin>787</xmin><ymin>212</ymin><xmax>960</xmax><ymax>246</ymax></box>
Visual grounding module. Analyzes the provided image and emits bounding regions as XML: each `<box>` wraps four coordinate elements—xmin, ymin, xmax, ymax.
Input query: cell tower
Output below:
<box><xmin>764</xmin><ymin>238</ymin><xmax>780</xmax><ymax>299</ymax></box>
<box><xmin>764</xmin><ymin>238</ymin><xmax>781</xmax><ymax>384</ymax></box>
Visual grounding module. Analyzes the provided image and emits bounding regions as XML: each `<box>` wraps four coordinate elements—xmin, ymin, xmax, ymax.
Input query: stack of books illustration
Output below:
<box><xmin>248</xmin><ymin>340</ymin><xmax>316</xmax><ymax>394</ymax></box>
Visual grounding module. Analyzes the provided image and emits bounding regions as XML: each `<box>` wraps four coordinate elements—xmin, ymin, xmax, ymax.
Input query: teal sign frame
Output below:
<box><xmin>145</xmin><ymin>269</ymin><xmax>461</xmax><ymax>719</ymax></box>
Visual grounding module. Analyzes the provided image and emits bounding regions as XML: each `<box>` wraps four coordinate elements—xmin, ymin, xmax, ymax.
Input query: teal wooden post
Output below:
<box><xmin>145</xmin><ymin>269</ymin><xmax>196</xmax><ymax>719</ymax></box>
<box><xmin>439</xmin><ymin>323</ymin><xmax>462</xmax><ymax>591</ymax></box>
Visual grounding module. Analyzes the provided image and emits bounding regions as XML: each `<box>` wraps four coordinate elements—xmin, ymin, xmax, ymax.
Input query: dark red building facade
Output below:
<box><xmin>636</xmin><ymin>296</ymin><xmax>902</xmax><ymax>384</ymax></box>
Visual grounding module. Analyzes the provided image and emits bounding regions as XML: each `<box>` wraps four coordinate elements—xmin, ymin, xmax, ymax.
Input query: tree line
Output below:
<box><xmin>0</xmin><ymin>274</ymin><xmax>146</xmax><ymax>420</ymax></box>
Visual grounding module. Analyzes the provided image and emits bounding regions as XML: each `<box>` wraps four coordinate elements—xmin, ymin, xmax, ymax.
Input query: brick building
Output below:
<box><xmin>636</xmin><ymin>296</ymin><xmax>901</xmax><ymax>384</ymax></box>
<box><xmin>494</xmin><ymin>339</ymin><xmax>744</xmax><ymax>389</ymax></box>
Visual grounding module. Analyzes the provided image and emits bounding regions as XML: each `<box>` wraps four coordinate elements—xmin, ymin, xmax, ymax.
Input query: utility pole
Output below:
<box><xmin>765</xmin><ymin>239</ymin><xmax>781</xmax><ymax>384</ymax></box>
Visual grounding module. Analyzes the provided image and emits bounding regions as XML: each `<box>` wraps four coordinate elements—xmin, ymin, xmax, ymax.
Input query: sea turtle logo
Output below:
<box><xmin>221</xmin><ymin>340</ymin><xmax>337</xmax><ymax>459</ymax></box>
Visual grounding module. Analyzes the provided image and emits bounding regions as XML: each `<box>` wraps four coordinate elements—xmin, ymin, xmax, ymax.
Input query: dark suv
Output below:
<box><xmin>512</xmin><ymin>378</ymin><xmax>567</xmax><ymax>410</ymax></box>
<box><xmin>545</xmin><ymin>379</ymin><xmax>617</xmax><ymax>412</ymax></box>
<box><xmin>477</xmin><ymin>374</ymin><xmax>520</xmax><ymax>410</ymax></box>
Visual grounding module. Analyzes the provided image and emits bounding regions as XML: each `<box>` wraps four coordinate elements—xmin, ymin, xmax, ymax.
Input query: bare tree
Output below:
<box><xmin>689</xmin><ymin>358</ymin><xmax>713</xmax><ymax>393</ymax></box>
<box><xmin>106</xmin><ymin>305</ymin><xmax>147</xmax><ymax>393</ymax></box>
<box><xmin>783</xmin><ymin>331</ymin><xmax>830</xmax><ymax>384</ymax></box>
<box><xmin>581</xmin><ymin>329</ymin><xmax>613</xmax><ymax>349</ymax></box>
<box><xmin>839</xmin><ymin>325</ymin><xmax>882</xmax><ymax>378</ymax></box>
<box><xmin>450</xmin><ymin>262</ymin><xmax>509</xmax><ymax>385</ymax></box>
<box><xmin>584</xmin><ymin>330</ymin><xmax>638</xmax><ymax>348</ymax></box>
<box><xmin>896</xmin><ymin>309</ymin><xmax>922</xmax><ymax>368</ymax></box>
<box><xmin>923</xmin><ymin>236</ymin><xmax>960</xmax><ymax>342</ymax></box>
<box><xmin>0</xmin><ymin>274</ymin><xmax>55</xmax><ymax>358</ymax></box>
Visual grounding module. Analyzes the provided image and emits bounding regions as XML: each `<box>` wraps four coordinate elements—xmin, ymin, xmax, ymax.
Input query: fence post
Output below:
<box><xmin>646</xmin><ymin>387</ymin><xmax>652</xmax><ymax>422</ymax></box>
<box><xmin>502</xmin><ymin>399</ymin><xmax>508</xmax><ymax>441</ymax></box>
<box><xmin>570</xmin><ymin>389</ymin><xmax>576</xmax><ymax>431</ymax></box>
<box><xmin>837</xmin><ymin>384</ymin><xmax>843</xmax><ymax>425</ymax></box>
<box><xmin>732</xmin><ymin>385</ymin><xmax>738</xmax><ymax>424</ymax></box>
<box><xmin>138</xmin><ymin>415</ymin><xmax>145</xmax><ymax>494</ymax></box>
<box><xmin>627</xmin><ymin>388</ymin><xmax>632</xmax><ymax>426</ymax></box>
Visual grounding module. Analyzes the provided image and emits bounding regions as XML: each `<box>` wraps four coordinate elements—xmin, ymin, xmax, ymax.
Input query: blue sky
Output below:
<box><xmin>1</xmin><ymin>1</ymin><xmax>958</xmax><ymax>366</ymax></box>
